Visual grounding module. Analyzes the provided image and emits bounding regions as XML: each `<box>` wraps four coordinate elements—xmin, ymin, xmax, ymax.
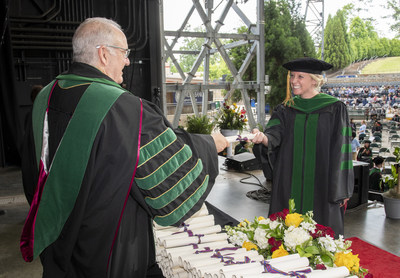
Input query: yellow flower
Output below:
<box><xmin>285</xmin><ymin>213</ymin><xmax>303</xmax><ymax>227</ymax></box>
<box><xmin>242</xmin><ymin>241</ymin><xmax>258</xmax><ymax>251</ymax></box>
<box><xmin>258</xmin><ymin>216</ymin><xmax>265</xmax><ymax>221</ymax></box>
<box><xmin>271</xmin><ymin>245</ymin><xmax>289</xmax><ymax>259</ymax></box>
<box><xmin>334</xmin><ymin>252</ymin><xmax>360</xmax><ymax>273</ymax></box>
<box><xmin>233</xmin><ymin>103</ymin><xmax>238</xmax><ymax>108</ymax></box>
<box><xmin>239</xmin><ymin>219</ymin><xmax>250</xmax><ymax>227</ymax></box>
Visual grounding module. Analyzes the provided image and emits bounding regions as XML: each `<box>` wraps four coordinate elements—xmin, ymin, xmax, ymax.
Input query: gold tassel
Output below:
<box><xmin>283</xmin><ymin>70</ymin><xmax>294</xmax><ymax>106</ymax></box>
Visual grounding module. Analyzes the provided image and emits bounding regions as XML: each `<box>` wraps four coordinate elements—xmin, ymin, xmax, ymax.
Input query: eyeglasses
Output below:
<box><xmin>96</xmin><ymin>44</ymin><xmax>131</xmax><ymax>59</ymax></box>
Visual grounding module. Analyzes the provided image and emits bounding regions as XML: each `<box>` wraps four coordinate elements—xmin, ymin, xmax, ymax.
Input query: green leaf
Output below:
<box><xmin>289</xmin><ymin>199</ymin><xmax>295</xmax><ymax>213</ymax></box>
<box><xmin>321</xmin><ymin>254</ymin><xmax>334</xmax><ymax>267</ymax></box>
<box><xmin>305</xmin><ymin>246</ymin><xmax>320</xmax><ymax>255</ymax></box>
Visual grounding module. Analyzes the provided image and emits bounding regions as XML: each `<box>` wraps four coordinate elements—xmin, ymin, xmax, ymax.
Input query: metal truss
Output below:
<box><xmin>160</xmin><ymin>0</ymin><xmax>266</xmax><ymax>128</ymax></box>
<box><xmin>305</xmin><ymin>0</ymin><xmax>325</xmax><ymax>59</ymax></box>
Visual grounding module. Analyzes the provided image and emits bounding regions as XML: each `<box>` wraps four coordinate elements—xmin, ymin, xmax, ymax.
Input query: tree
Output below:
<box><xmin>386</xmin><ymin>0</ymin><xmax>400</xmax><ymax>38</ymax></box>
<box><xmin>324</xmin><ymin>12</ymin><xmax>351</xmax><ymax>69</ymax></box>
<box><xmin>263</xmin><ymin>0</ymin><xmax>315</xmax><ymax>109</ymax></box>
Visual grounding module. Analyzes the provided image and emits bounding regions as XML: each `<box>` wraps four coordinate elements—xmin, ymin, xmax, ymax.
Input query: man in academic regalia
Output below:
<box><xmin>20</xmin><ymin>17</ymin><xmax>228</xmax><ymax>278</ymax></box>
<box><xmin>252</xmin><ymin>57</ymin><xmax>354</xmax><ymax>237</ymax></box>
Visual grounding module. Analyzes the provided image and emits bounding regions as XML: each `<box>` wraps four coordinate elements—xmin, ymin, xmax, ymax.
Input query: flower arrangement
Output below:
<box><xmin>215</xmin><ymin>102</ymin><xmax>247</xmax><ymax>132</ymax></box>
<box><xmin>224</xmin><ymin>200</ymin><xmax>370</xmax><ymax>277</ymax></box>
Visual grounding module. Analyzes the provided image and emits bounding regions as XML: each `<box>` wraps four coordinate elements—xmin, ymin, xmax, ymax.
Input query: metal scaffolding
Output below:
<box><xmin>305</xmin><ymin>0</ymin><xmax>325</xmax><ymax>60</ymax></box>
<box><xmin>160</xmin><ymin>0</ymin><xmax>266</xmax><ymax>128</ymax></box>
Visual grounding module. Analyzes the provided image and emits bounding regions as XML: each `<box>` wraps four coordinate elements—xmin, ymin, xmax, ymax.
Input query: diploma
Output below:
<box><xmin>305</xmin><ymin>266</ymin><xmax>349</xmax><ymax>278</ymax></box>
<box><xmin>163</xmin><ymin>233</ymin><xmax>228</xmax><ymax>248</ymax></box>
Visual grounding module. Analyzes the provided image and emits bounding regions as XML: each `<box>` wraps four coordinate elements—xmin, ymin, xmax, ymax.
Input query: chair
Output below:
<box><xmin>389</xmin><ymin>130</ymin><xmax>397</xmax><ymax>134</ymax></box>
<box><xmin>359</xmin><ymin>133</ymin><xmax>367</xmax><ymax>141</ymax></box>
<box><xmin>379</xmin><ymin>147</ymin><xmax>391</xmax><ymax>156</ymax></box>
<box><xmin>385</xmin><ymin>156</ymin><xmax>397</xmax><ymax>164</ymax></box>
<box><xmin>374</xmin><ymin>137</ymin><xmax>382</xmax><ymax>143</ymax></box>
<box><xmin>373</xmin><ymin>132</ymin><xmax>382</xmax><ymax>138</ymax></box>
<box><xmin>390</xmin><ymin>134</ymin><xmax>400</xmax><ymax>141</ymax></box>
<box><xmin>370</xmin><ymin>143</ymin><xmax>380</xmax><ymax>149</ymax></box>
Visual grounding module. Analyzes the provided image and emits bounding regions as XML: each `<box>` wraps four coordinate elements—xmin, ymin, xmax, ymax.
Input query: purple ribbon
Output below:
<box><xmin>211</xmin><ymin>251</ymin><xmax>254</xmax><ymax>265</ymax></box>
<box><xmin>171</xmin><ymin>223</ymin><xmax>190</xmax><ymax>235</ymax></box>
<box><xmin>261</xmin><ymin>261</ymin><xmax>311</xmax><ymax>278</ymax></box>
<box><xmin>195</xmin><ymin>247</ymin><xmax>213</xmax><ymax>254</ymax></box>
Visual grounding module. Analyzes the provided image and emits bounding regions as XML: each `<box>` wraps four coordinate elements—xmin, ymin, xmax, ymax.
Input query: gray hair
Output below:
<box><xmin>72</xmin><ymin>17</ymin><xmax>123</xmax><ymax>65</ymax></box>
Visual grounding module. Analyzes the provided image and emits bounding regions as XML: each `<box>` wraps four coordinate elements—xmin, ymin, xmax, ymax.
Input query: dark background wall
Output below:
<box><xmin>0</xmin><ymin>0</ymin><xmax>162</xmax><ymax>167</ymax></box>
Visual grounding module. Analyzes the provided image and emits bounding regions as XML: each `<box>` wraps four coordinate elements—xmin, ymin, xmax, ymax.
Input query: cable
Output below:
<box><xmin>220</xmin><ymin>164</ymin><xmax>263</xmax><ymax>187</ymax></box>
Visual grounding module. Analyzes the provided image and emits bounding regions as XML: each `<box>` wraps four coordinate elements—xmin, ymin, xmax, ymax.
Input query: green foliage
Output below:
<box><xmin>324</xmin><ymin>13</ymin><xmax>351</xmax><ymax>69</ymax></box>
<box><xmin>386</xmin><ymin>0</ymin><xmax>400</xmax><ymax>38</ymax></box>
<box><xmin>186</xmin><ymin>115</ymin><xmax>214</xmax><ymax>134</ymax></box>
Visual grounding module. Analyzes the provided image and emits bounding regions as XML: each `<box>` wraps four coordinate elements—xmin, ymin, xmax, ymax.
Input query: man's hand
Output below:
<box><xmin>251</xmin><ymin>128</ymin><xmax>268</xmax><ymax>146</ymax></box>
<box><xmin>211</xmin><ymin>133</ymin><xmax>229</xmax><ymax>153</ymax></box>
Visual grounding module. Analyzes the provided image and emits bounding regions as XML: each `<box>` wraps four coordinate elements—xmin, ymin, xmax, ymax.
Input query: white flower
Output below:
<box><xmin>314</xmin><ymin>255</ymin><xmax>324</xmax><ymax>265</ymax></box>
<box><xmin>300</xmin><ymin>221</ymin><xmax>316</xmax><ymax>233</ymax></box>
<box><xmin>259</xmin><ymin>219</ymin><xmax>271</xmax><ymax>226</ymax></box>
<box><xmin>283</xmin><ymin>226</ymin><xmax>311</xmax><ymax>251</ymax></box>
<box><xmin>318</xmin><ymin>236</ymin><xmax>336</xmax><ymax>252</ymax></box>
<box><xmin>254</xmin><ymin>228</ymin><xmax>270</xmax><ymax>249</ymax></box>
<box><xmin>228</xmin><ymin>230</ymin><xmax>248</xmax><ymax>247</ymax></box>
<box><xmin>269</xmin><ymin>220</ymin><xmax>281</xmax><ymax>230</ymax></box>
<box><xmin>335</xmin><ymin>235</ymin><xmax>350</xmax><ymax>251</ymax></box>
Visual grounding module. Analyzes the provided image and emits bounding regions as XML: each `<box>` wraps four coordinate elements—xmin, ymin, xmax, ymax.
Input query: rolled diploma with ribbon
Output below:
<box><xmin>218</xmin><ymin>253</ymin><xmax>300</xmax><ymax>274</ymax></box>
<box><xmin>219</xmin><ymin>256</ymin><xmax>309</xmax><ymax>278</ymax></box>
<box><xmin>193</xmin><ymin>253</ymin><xmax>263</xmax><ymax>275</ymax></box>
<box><xmin>155</xmin><ymin>219</ymin><xmax>216</xmax><ymax>238</ymax></box>
<box><xmin>159</xmin><ymin>225</ymin><xmax>222</xmax><ymax>245</ymax></box>
<box><xmin>305</xmin><ymin>266</ymin><xmax>349</xmax><ymax>278</ymax></box>
<box><xmin>166</xmin><ymin>241</ymin><xmax>232</xmax><ymax>258</ymax></box>
<box><xmin>156</xmin><ymin>214</ymin><xmax>215</xmax><ymax>235</ymax></box>
<box><xmin>167</xmin><ymin>243</ymin><xmax>234</xmax><ymax>268</ymax></box>
<box><xmin>200</xmin><ymin>262</ymin><xmax>259</xmax><ymax>278</ymax></box>
<box><xmin>225</xmin><ymin>133</ymin><xmax>256</xmax><ymax>143</ymax></box>
<box><xmin>163</xmin><ymin>233</ymin><xmax>228</xmax><ymax>249</ymax></box>
<box><xmin>179</xmin><ymin>247</ymin><xmax>246</xmax><ymax>268</ymax></box>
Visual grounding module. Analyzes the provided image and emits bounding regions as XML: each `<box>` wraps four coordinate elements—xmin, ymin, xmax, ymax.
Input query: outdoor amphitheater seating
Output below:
<box><xmin>389</xmin><ymin>134</ymin><xmax>400</xmax><ymax>141</ymax></box>
<box><xmin>385</xmin><ymin>156</ymin><xmax>397</xmax><ymax>164</ymax></box>
<box><xmin>379</xmin><ymin>147</ymin><xmax>391</xmax><ymax>156</ymax></box>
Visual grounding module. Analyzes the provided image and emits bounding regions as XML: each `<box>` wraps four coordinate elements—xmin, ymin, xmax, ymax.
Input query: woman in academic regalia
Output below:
<box><xmin>252</xmin><ymin>57</ymin><xmax>354</xmax><ymax>237</ymax></box>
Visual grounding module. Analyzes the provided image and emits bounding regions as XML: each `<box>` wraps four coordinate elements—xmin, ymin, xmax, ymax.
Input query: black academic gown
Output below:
<box><xmin>253</xmin><ymin>94</ymin><xmax>354</xmax><ymax>237</ymax></box>
<box><xmin>21</xmin><ymin>63</ymin><xmax>219</xmax><ymax>278</ymax></box>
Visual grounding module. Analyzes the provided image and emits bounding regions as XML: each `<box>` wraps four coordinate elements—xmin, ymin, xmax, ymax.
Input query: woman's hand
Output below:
<box><xmin>251</xmin><ymin>128</ymin><xmax>268</xmax><ymax>146</ymax></box>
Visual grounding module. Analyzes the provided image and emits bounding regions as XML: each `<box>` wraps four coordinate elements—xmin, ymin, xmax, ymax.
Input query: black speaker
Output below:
<box><xmin>225</xmin><ymin>153</ymin><xmax>262</xmax><ymax>171</ymax></box>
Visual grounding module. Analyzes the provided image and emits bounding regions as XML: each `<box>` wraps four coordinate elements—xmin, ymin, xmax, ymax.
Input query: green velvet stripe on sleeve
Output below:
<box><xmin>145</xmin><ymin>159</ymin><xmax>204</xmax><ymax>209</ymax></box>
<box><xmin>153</xmin><ymin>176</ymin><xmax>209</xmax><ymax>226</ymax></box>
<box><xmin>341</xmin><ymin>144</ymin><xmax>352</xmax><ymax>153</ymax></box>
<box><xmin>342</xmin><ymin>126</ymin><xmax>352</xmax><ymax>137</ymax></box>
<box><xmin>135</xmin><ymin>144</ymin><xmax>193</xmax><ymax>190</ymax></box>
<box><xmin>138</xmin><ymin>128</ymin><xmax>177</xmax><ymax>167</ymax></box>
<box><xmin>341</xmin><ymin>160</ymin><xmax>353</xmax><ymax>170</ymax></box>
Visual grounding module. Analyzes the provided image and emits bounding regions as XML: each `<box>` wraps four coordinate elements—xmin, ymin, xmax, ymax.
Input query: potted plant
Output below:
<box><xmin>186</xmin><ymin>114</ymin><xmax>215</xmax><ymax>134</ymax></box>
<box><xmin>382</xmin><ymin>147</ymin><xmax>400</xmax><ymax>219</ymax></box>
<box><xmin>215</xmin><ymin>102</ymin><xmax>247</xmax><ymax>137</ymax></box>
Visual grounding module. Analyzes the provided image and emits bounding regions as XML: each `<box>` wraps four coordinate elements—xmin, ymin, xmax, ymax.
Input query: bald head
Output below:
<box><xmin>72</xmin><ymin>17</ymin><xmax>125</xmax><ymax>66</ymax></box>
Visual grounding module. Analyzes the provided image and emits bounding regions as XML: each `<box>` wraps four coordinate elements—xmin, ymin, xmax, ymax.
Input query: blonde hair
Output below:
<box><xmin>283</xmin><ymin>72</ymin><xmax>326</xmax><ymax>106</ymax></box>
<box><xmin>309</xmin><ymin>73</ymin><xmax>325</xmax><ymax>91</ymax></box>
